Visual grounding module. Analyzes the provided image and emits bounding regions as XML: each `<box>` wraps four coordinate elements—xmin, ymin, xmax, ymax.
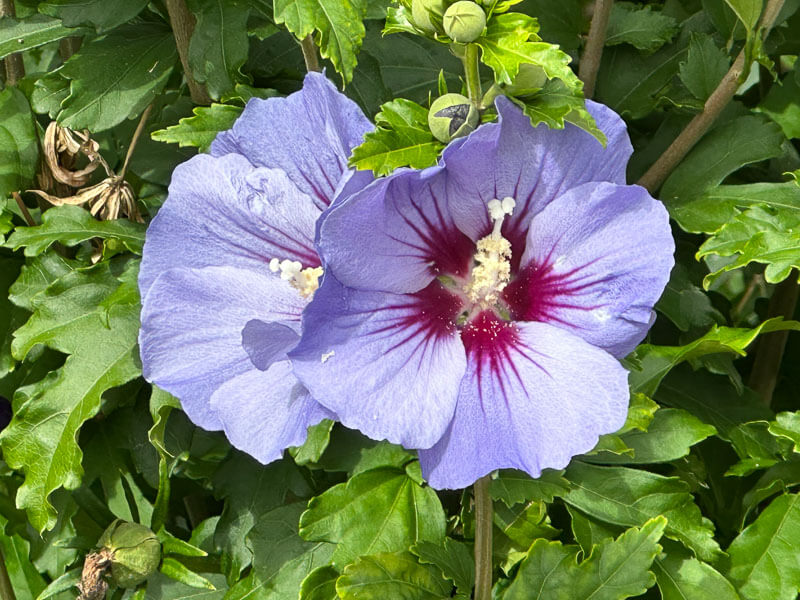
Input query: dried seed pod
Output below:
<box><xmin>43</xmin><ymin>122</ymin><xmax>101</xmax><ymax>187</ymax></box>
<box><xmin>98</xmin><ymin>520</ymin><xmax>161</xmax><ymax>588</ymax></box>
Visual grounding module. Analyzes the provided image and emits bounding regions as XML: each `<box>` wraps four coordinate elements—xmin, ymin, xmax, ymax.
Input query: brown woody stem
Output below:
<box><xmin>637</xmin><ymin>0</ymin><xmax>786</xmax><ymax>194</ymax></box>
<box><xmin>164</xmin><ymin>0</ymin><xmax>212</xmax><ymax>104</ymax></box>
<box><xmin>12</xmin><ymin>192</ymin><xmax>36</xmax><ymax>227</ymax></box>
<box><xmin>120</xmin><ymin>103</ymin><xmax>154</xmax><ymax>180</ymax></box>
<box><xmin>749</xmin><ymin>276</ymin><xmax>799</xmax><ymax>406</ymax></box>
<box><xmin>578</xmin><ymin>0</ymin><xmax>614</xmax><ymax>99</ymax></box>
<box><xmin>1</xmin><ymin>0</ymin><xmax>25</xmax><ymax>86</ymax></box>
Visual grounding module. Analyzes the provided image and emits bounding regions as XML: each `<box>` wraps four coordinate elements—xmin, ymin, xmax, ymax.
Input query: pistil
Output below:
<box><xmin>269</xmin><ymin>258</ymin><xmax>323</xmax><ymax>298</ymax></box>
<box><xmin>464</xmin><ymin>197</ymin><xmax>515</xmax><ymax>309</ymax></box>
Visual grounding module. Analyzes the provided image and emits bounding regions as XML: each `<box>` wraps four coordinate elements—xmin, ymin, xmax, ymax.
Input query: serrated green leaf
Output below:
<box><xmin>758</xmin><ymin>67</ymin><xmax>800</xmax><ymax>139</ymax></box>
<box><xmin>213</xmin><ymin>454</ymin><xmax>305</xmax><ymax>582</ymax></box>
<box><xmin>727</xmin><ymin>493</ymin><xmax>800</xmax><ymax>600</ymax></box>
<box><xmin>145</xmin><ymin>571</ymin><xmax>227</xmax><ymax>599</ymax></box>
<box><xmin>768</xmin><ymin>411</ymin><xmax>800</xmax><ymax>452</ymax></box>
<box><xmin>589</xmin><ymin>408</ymin><xmax>716</xmax><ymax>465</ymax></box>
<box><xmin>0</xmin><ymin>87</ymin><xmax>38</xmax><ymax>199</ymax></box>
<box><xmin>630</xmin><ymin>318</ymin><xmax>800</xmax><ymax>396</ymax></box>
<box><xmin>494</xmin><ymin>500</ymin><xmax>560</xmax><ymax>565</ymax></box>
<box><xmin>151</xmin><ymin>103</ymin><xmax>242</xmax><ymax>153</ymax></box>
<box><xmin>742</xmin><ymin>460</ymin><xmax>800</xmax><ymax>516</ymax></box>
<box><xmin>336</xmin><ymin>551</ymin><xmax>452</xmax><ymax>600</ymax></box>
<box><xmin>563</xmin><ymin>463</ymin><xmax>721</xmax><ymax>561</ymax></box>
<box><xmin>38</xmin><ymin>0</ymin><xmax>150</xmax><ymax>31</ymax></box>
<box><xmin>723</xmin><ymin>0</ymin><xmax>762</xmax><ymax>31</ymax></box>
<box><xmin>654</xmin><ymin>542</ymin><xmax>741</xmax><ymax>600</ymax></box>
<box><xmin>411</xmin><ymin>539</ymin><xmax>474</xmax><ymax>594</ymax></box>
<box><xmin>35</xmin><ymin>568</ymin><xmax>81</xmax><ymax>600</ymax></box>
<box><xmin>299</xmin><ymin>466</ymin><xmax>446</xmax><ymax>568</ymax></box>
<box><xmin>503</xmin><ymin>517</ymin><xmax>666</xmax><ymax>600</ymax></box>
<box><xmin>4</xmin><ymin>205</ymin><xmax>146</xmax><ymax>257</ymax></box>
<box><xmin>274</xmin><ymin>0</ymin><xmax>366</xmax><ymax>83</ymax></box>
<box><xmin>186</xmin><ymin>0</ymin><xmax>251</xmax><ymax>99</ymax></box>
<box><xmin>671</xmin><ymin>181</ymin><xmax>800</xmax><ymax>235</ymax></box>
<box><xmin>57</xmin><ymin>23</ymin><xmax>177</xmax><ymax>132</ymax></box>
<box><xmin>657</xmin><ymin>262</ymin><xmax>725</xmax><ymax>331</ymax></box>
<box><xmin>8</xmin><ymin>251</ymin><xmax>80</xmax><ymax>312</ymax></box>
<box><xmin>606</xmin><ymin>2</ymin><xmax>679</xmax><ymax>53</ymax></box>
<box><xmin>567</xmin><ymin>505</ymin><xmax>623</xmax><ymax>555</ymax></box>
<box><xmin>698</xmin><ymin>206</ymin><xmax>800</xmax><ymax>285</ymax></box>
<box><xmin>0</xmin><ymin>14</ymin><xmax>87</xmax><ymax>60</ymax></box>
<box><xmin>490</xmin><ymin>469</ymin><xmax>571</xmax><ymax>507</ymax></box>
<box><xmin>248</xmin><ymin>503</ymin><xmax>335</xmax><ymax>595</ymax></box>
<box><xmin>661</xmin><ymin>116</ymin><xmax>784</xmax><ymax>205</ymax></box>
<box><xmin>513</xmin><ymin>79</ymin><xmax>605</xmax><ymax>144</ymax></box>
<box><xmin>349</xmin><ymin>98</ymin><xmax>443</xmax><ymax>175</ymax></box>
<box><xmin>679</xmin><ymin>32</ymin><xmax>730</xmax><ymax>101</ymax></box>
<box><xmin>291</xmin><ymin>418</ymin><xmax>334</xmax><ymax>465</ymax></box>
<box><xmin>160</xmin><ymin>558</ymin><xmax>216</xmax><ymax>590</ymax></box>
<box><xmin>0</xmin><ymin>261</ymin><xmax>141</xmax><ymax>531</ymax></box>
<box><xmin>31</xmin><ymin>71</ymin><xmax>70</xmax><ymax>118</ymax></box>
<box><xmin>300</xmin><ymin>565</ymin><xmax>339</xmax><ymax>600</ymax></box>
<box><xmin>0</xmin><ymin>513</ymin><xmax>47</xmax><ymax>598</ymax></box>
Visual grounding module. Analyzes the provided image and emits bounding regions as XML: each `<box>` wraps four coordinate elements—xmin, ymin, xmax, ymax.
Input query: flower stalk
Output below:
<box><xmin>301</xmin><ymin>35</ymin><xmax>321</xmax><ymax>73</ymax></box>
<box><xmin>462</xmin><ymin>43</ymin><xmax>482</xmax><ymax>108</ymax></box>
<box><xmin>473</xmin><ymin>474</ymin><xmax>493</xmax><ymax>600</ymax></box>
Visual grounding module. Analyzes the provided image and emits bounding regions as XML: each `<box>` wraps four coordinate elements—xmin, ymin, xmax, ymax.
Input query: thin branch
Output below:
<box><xmin>58</xmin><ymin>36</ymin><xmax>82</xmax><ymax>61</ymax></box>
<box><xmin>0</xmin><ymin>549</ymin><xmax>17</xmax><ymax>600</ymax></box>
<box><xmin>637</xmin><ymin>0</ymin><xmax>786</xmax><ymax>194</ymax></box>
<box><xmin>12</xmin><ymin>192</ymin><xmax>36</xmax><ymax>227</ymax></box>
<box><xmin>578</xmin><ymin>0</ymin><xmax>614</xmax><ymax>99</ymax></box>
<box><xmin>164</xmin><ymin>0</ymin><xmax>211</xmax><ymax>104</ymax></box>
<box><xmin>473</xmin><ymin>475</ymin><xmax>493</xmax><ymax>600</ymax></box>
<box><xmin>1</xmin><ymin>0</ymin><xmax>25</xmax><ymax>86</ymax></box>
<box><xmin>300</xmin><ymin>35</ymin><xmax>321</xmax><ymax>73</ymax></box>
<box><xmin>119</xmin><ymin>103</ymin><xmax>154</xmax><ymax>180</ymax></box>
<box><xmin>749</xmin><ymin>276</ymin><xmax>799</xmax><ymax>406</ymax></box>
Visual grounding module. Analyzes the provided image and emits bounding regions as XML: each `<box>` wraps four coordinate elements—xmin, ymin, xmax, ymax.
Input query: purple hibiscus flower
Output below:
<box><xmin>290</xmin><ymin>97</ymin><xmax>675</xmax><ymax>489</ymax></box>
<box><xmin>138</xmin><ymin>73</ymin><xmax>372</xmax><ymax>463</ymax></box>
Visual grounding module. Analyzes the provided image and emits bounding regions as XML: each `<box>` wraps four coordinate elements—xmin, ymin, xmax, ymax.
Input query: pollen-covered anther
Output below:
<box><xmin>464</xmin><ymin>197</ymin><xmax>516</xmax><ymax>307</ymax></box>
<box><xmin>269</xmin><ymin>258</ymin><xmax>323</xmax><ymax>298</ymax></box>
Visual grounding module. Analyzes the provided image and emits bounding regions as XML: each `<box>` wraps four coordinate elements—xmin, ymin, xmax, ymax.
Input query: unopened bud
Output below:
<box><xmin>99</xmin><ymin>521</ymin><xmax>161</xmax><ymax>588</ymax></box>
<box><xmin>411</xmin><ymin>0</ymin><xmax>447</xmax><ymax>33</ymax></box>
<box><xmin>505</xmin><ymin>63</ymin><xmax>548</xmax><ymax>94</ymax></box>
<box><xmin>428</xmin><ymin>93</ymin><xmax>479</xmax><ymax>143</ymax></box>
<box><xmin>443</xmin><ymin>1</ymin><xmax>486</xmax><ymax>43</ymax></box>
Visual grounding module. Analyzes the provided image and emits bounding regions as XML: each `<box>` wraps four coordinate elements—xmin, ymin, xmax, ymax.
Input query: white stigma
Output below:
<box><xmin>269</xmin><ymin>258</ymin><xmax>323</xmax><ymax>298</ymax></box>
<box><xmin>464</xmin><ymin>197</ymin><xmax>516</xmax><ymax>307</ymax></box>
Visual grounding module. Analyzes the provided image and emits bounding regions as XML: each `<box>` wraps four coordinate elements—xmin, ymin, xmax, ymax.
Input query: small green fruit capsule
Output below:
<box><xmin>99</xmin><ymin>520</ymin><xmax>161</xmax><ymax>588</ymax></box>
<box><xmin>443</xmin><ymin>1</ymin><xmax>486</xmax><ymax>43</ymax></box>
<box><xmin>428</xmin><ymin>93</ymin><xmax>479</xmax><ymax>143</ymax></box>
<box><xmin>411</xmin><ymin>0</ymin><xmax>447</xmax><ymax>33</ymax></box>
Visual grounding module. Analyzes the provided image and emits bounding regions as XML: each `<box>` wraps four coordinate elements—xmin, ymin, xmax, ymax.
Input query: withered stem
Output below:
<box><xmin>120</xmin><ymin>103</ymin><xmax>154</xmax><ymax>180</ymax></box>
<box><xmin>637</xmin><ymin>0</ymin><xmax>786</xmax><ymax>194</ymax></box>
<box><xmin>12</xmin><ymin>192</ymin><xmax>36</xmax><ymax>227</ymax></box>
<box><xmin>578</xmin><ymin>0</ymin><xmax>614</xmax><ymax>99</ymax></box>
<box><xmin>164</xmin><ymin>0</ymin><xmax>212</xmax><ymax>104</ymax></box>
<box><xmin>301</xmin><ymin>35</ymin><xmax>321</xmax><ymax>73</ymax></box>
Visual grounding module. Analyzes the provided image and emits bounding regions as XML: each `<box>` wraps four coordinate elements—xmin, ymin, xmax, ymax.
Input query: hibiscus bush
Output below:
<box><xmin>2</xmin><ymin>0</ymin><xmax>800</xmax><ymax>599</ymax></box>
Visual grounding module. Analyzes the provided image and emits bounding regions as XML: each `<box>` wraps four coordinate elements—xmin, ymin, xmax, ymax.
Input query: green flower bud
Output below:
<box><xmin>443</xmin><ymin>1</ymin><xmax>486</xmax><ymax>43</ymax></box>
<box><xmin>99</xmin><ymin>520</ymin><xmax>161</xmax><ymax>588</ymax></box>
<box><xmin>428</xmin><ymin>93</ymin><xmax>479</xmax><ymax>143</ymax></box>
<box><xmin>411</xmin><ymin>0</ymin><xmax>447</xmax><ymax>33</ymax></box>
<box><xmin>506</xmin><ymin>63</ymin><xmax>548</xmax><ymax>94</ymax></box>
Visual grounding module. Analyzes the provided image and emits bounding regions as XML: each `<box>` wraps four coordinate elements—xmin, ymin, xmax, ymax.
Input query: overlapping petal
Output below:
<box><xmin>139</xmin><ymin>266</ymin><xmax>306</xmax><ymax>430</ymax></box>
<box><xmin>210</xmin><ymin>360</ymin><xmax>333</xmax><ymax>464</ymax></box>
<box><xmin>290</xmin><ymin>275</ymin><xmax>468</xmax><ymax>448</ymax></box>
<box><xmin>139</xmin><ymin>153</ymin><xmax>321</xmax><ymax>295</ymax></box>
<box><xmin>318</xmin><ymin>167</ymin><xmax>475</xmax><ymax>294</ymax></box>
<box><xmin>507</xmin><ymin>181</ymin><xmax>674</xmax><ymax>357</ymax></box>
<box><xmin>419</xmin><ymin>316</ymin><xmax>630</xmax><ymax>489</ymax></box>
<box><xmin>211</xmin><ymin>72</ymin><xmax>373</xmax><ymax>209</ymax></box>
<box><xmin>443</xmin><ymin>97</ymin><xmax>633</xmax><ymax>254</ymax></box>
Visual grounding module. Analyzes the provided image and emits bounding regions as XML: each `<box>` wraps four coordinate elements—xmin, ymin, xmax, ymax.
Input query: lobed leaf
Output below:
<box><xmin>336</xmin><ymin>551</ymin><xmax>452</xmax><ymax>599</ymax></box>
<box><xmin>151</xmin><ymin>104</ymin><xmax>243</xmax><ymax>153</ymax></box>
<box><xmin>605</xmin><ymin>2</ymin><xmax>679</xmax><ymax>53</ymax></box>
